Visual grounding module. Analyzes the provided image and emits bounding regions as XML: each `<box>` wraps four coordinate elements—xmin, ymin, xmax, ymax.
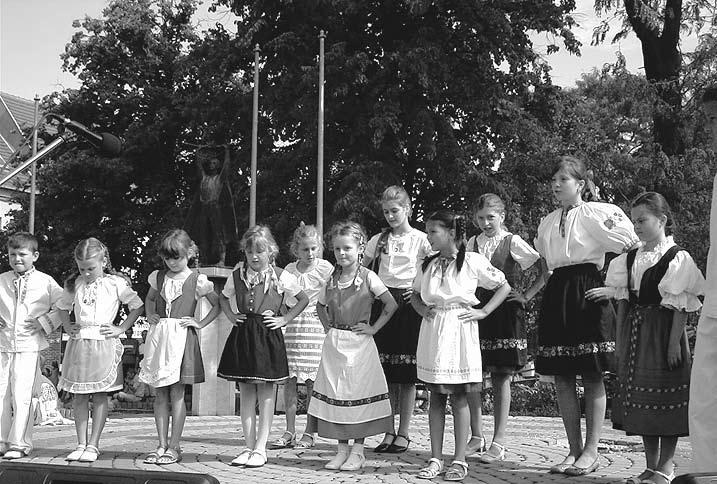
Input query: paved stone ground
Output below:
<box><xmin>8</xmin><ymin>414</ymin><xmax>692</xmax><ymax>483</ymax></box>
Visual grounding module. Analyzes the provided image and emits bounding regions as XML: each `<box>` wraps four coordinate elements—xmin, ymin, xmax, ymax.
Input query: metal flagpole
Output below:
<box><xmin>29</xmin><ymin>94</ymin><xmax>39</xmax><ymax>233</ymax></box>
<box><xmin>316</xmin><ymin>31</ymin><xmax>325</xmax><ymax>236</ymax></box>
<box><xmin>249</xmin><ymin>44</ymin><xmax>260</xmax><ymax>227</ymax></box>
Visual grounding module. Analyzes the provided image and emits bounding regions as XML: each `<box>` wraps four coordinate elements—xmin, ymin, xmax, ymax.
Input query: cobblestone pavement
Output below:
<box><xmin>13</xmin><ymin>414</ymin><xmax>691</xmax><ymax>483</ymax></box>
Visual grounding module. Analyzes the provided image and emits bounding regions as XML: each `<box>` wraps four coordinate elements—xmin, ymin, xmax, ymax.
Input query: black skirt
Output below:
<box><xmin>217</xmin><ymin>313</ymin><xmax>289</xmax><ymax>383</ymax></box>
<box><xmin>372</xmin><ymin>287</ymin><xmax>421</xmax><ymax>383</ymax></box>
<box><xmin>476</xmin><ymin>288</ymin><xmax>527</xmax><ymax>371</ymax></box>
<box><xmin>179</xmin><ymin>326</ymin><xmax>205</xmax><ymax>384</ymax></box>
<box><xmin>536</xmin><ymin>264</ymin><xmax>615</xmax><ymax>376</ymax></box>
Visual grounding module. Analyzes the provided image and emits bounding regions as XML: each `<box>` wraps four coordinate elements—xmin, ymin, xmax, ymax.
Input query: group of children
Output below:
<box><xmin>0</xmin><ymin>155</ymin><xmax>707</xmax><ymax>483</ymax></box>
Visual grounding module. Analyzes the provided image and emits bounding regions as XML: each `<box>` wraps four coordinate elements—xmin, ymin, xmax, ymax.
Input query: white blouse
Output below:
<box><xmin>58</xmin><ymin>275</ymin><xmax>143</xmax><ymax>339</ymax></box>
<box><xmin>605</xmin><ymin>237</ymin><xmax>705</xmax><ymax>312</ymax></box>
<box><xmin>413</xmin><ymin>252</ymin><xmax>507</xmax><ymax>307</ymax></box>
<box><xmin>285</xmin><ymin>259</ymin><xmax>334</xmax><ymax>308</ymax></box>
<box><xmin>148</xmin><ymin>270</ymin><xmax>214</xmax><ymax>316</ymax></box>
<box><xmin>534</xmin><ymin>202</ymin><xmax>639</xmax><ymax>271</ymax></box>
<box><xmin>365</xmin><ymin>228</ymin><xmax>434</xmax><ymax>289</ymax></box>
<box><xmin>222</xmin><ymin>264</ymin><xmax>302</xmax><ymax>314</ymax></box>
<box><xmin>467</xmin><ymin>231</ymin><xmax>540</xmax><ymax>270</ymax></box>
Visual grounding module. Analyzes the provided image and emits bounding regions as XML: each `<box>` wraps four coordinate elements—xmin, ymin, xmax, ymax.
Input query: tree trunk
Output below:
<box><xmin>624</xmin><ymin>0</ymin><xmax>684</xmax><ymax>155</ymax></box>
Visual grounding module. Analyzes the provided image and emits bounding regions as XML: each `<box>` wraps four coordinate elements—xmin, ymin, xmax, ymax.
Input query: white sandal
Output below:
<box><xmin>418</xmin><ymin>458</ymin><xmax>444</xmax><ymax>479</ymax></box>
<box><xmin>627</xmin><ymin>469</ymin><xmax>654</xmax><ymax>484</ymax></box>
<box><xmin>65</xmin><ymin>444</ymin><xmax>86</xmax><ymax>461</ymax></box>
<box><xmin>478</xmin><ymin>442</ymin><xmax>506</xmax><ymax>463</ymax></box>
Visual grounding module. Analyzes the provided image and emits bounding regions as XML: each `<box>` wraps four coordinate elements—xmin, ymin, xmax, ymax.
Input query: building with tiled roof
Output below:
<box><xmin>0</xmin><ymin>92</ymin><xmax>37</xmax><ymax>226</ymax></box>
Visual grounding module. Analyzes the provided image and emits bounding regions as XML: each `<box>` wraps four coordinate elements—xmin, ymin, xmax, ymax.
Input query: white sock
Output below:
<box><xmin>351</xmin><ymin>442</ymin><xmax>364</xmax><ymax>455</ymax></box>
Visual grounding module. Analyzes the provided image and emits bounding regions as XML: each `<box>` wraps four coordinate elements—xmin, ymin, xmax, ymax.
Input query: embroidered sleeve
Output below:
<box><xmin>195</xmin><ymin>274</ymin><xmax>215</xmax><ymax>298</ymax></box>
<box><xmin>467</xmin><ymin>252</ymin><xmax>507</xmax><ymax>290</ymax></box>
<box><xmin>366</xmin><ymin>269</ymin><xmax>389</xmax><ymax>298</ymax></box>
<box><xmin>147</xmin><ymin>270</ymin><xmax>159</xmax><ymax>291</ymax></box>
<box><xmin>114</xmin><ymin>276</ymin><xmax>143</xmax><ymax>310</ymax></box>
<box><xmin>582</xmin><ymin>203</ymin><xmax>640</xmax><ymax>253</ymax></box>
<box><xmin>40</xmin><ymin>276</ymin><xmax>66</xmax><ymax>333</ymax></box>
<box><xmin>510</xmin><ymin>234</ymin><xmax>541</xmax><ymax>270</ymax></box>
<box><xmin>659</xmin><ymin>251</ymin><xmax>706</xmax><ymax>312</ymax></box>
<box><xmin>605</xmin><ymin>253</ymin><xmax>629</xmax><ymax>300</ymax></box>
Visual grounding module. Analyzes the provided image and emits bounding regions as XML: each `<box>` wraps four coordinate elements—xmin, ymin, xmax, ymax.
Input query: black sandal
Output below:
<box><xmin>386</xmin><ymin>434</ymin><xmax>410</xmax><ymax>453</ymax></box>
<box><xmin>373</xmin><ymin>433</ymin><xmax>395</xmax><ymax>452</ymax></box>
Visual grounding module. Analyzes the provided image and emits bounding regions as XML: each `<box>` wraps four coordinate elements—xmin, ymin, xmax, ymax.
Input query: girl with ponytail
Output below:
<box><xmin>411</xmin><ymin>210</ymin><xmax>511</xmax><ymax>481</ymax></box>
<box><xmin>533</xmin><ymin>156</ymin><xmax>639</xmax><ymax>475</ymax></box>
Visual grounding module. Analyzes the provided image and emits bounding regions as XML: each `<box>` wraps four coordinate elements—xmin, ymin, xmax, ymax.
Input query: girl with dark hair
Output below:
<box><xmin>139</xmin><ymin>229</ymin><xmax>221</xmax><ymax>465</ymax></box>
<box><xmin>600</xmin><ymin>192</ymin><xmax>704</xmax><ymax>484</ymax></box>
<box><xmin>534</xmin><ymin>156</ymin><xmax>639</xmax><ymax>475</ymax></box>
<box><xmin>411</xmin><ymin>210</ymin><xmax>510</xmax><ymax>481</ymax></box>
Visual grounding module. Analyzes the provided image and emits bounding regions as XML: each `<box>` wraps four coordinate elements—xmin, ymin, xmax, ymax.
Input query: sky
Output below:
<box><xmin>0</xmin><ymin>0</ymin><xmax>702</xmax><ymax>101</ymax></box>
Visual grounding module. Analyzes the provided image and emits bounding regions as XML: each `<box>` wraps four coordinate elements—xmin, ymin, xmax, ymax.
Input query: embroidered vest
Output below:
<box><xmin>626</xmin><ymin>245</ymin><xmax>683</xmax><ymax>306</ymax></box>
<box><xmin>232</xmin><ymin>266</ymin><xmax>286</xmax><ymax>314</ymax></box>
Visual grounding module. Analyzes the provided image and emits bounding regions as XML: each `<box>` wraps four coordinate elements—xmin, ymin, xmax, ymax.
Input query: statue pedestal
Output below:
<box><xmin>193</xmin><ymin>266</ymin><xmax>236</xmax><ymax>416</ymax></box>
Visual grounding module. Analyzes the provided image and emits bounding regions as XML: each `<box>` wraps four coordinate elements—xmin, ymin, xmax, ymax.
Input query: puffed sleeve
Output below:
<box><xmin>365</xmin><ymin>233</ymin><xmax>380</xmax><ymax>260</ymax></box>
<box><xmin>114</xmin><ymin>276</ymin><xmax>143</xmax><ymax>310</ymax></box>
<box><xmin>195</xmin><ymin>274</ymin><xmax>215</xmax><ymax>298</ymax></box>
<box><xmin>466</xmin><ymin>235</ymin><xmax>477</xmax><ymax>253</ymax></box>
<box><xmin>659</xmin><ymin>250</ymin><xmax>706</xmax><ymax>312</ymax></box>
<box><xmin>412</xmin><ymin>260</ymin><xmax>426</xmax><ymax>291</ymax></box>
<box><xmin>605</xmin><ymin>253</ymin><xmax>629</xmax><ymax>300</ymax></box>
<box><xmin>581</xmin><ymin>202</ymin><xmax>640</xmax><ymax>254</ymax></box>
<box><xmin>56</xmin><ymin>289</ymin><xmax>74</xmax><ymax>311</ymax></box>
<box><xmin>317</xmin><ymin>283</ymin><xmax>328</xmax><ymax>305</ymax></box>
<box><xmin>466</xmin><ymin>252</ymin><xmax>507</xmax><ymax>290</ymax></box>
<box><xmin>278</xmin><ymin>270</ymin><xmax>302</xmax><ymax>298</ymax></box>
<box><xmin>418</xmin><ymin>233</ymin><xmax>434</xmax><ymax>260</ymax></box>
<box><xmin>147</xmin><ymin>270</ymin><xmax>159</xmax><ymax>291</ymax></box>
<box><xmin>222</xmin><ymin>265</ymin><xmax>240</xmax><ymax>299</ymax></box>
<box><xmin>509</xmin><ymin>235</ymin><xmax>540</xmax><ymax>270</ymax></box>
<box><xmin>317</xmin><ymin>259</ymin><xmax>335</xmax><ymax>283</ymax></box>
<box><xmin>366</xmin><ymin>269</ymin><xmax>389</xmax><ymax>298</ymax></box>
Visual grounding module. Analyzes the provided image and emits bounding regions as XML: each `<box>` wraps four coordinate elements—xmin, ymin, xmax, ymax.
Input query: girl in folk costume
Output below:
<box><xmin>307</xmin><ymin>221</ymin><xmax>398</xmax><ymax>471</ymax></box>
<box><xmin>217</xmin><ymin>226</ymin><xmax>309</xmax><ymax>468</ymax></box>
<box><xmin>534</xmin><ymin>156</ymin><xmax>639</xmax><ymax>475</ymax></box>
<box><xmin>599</xmin><ymin>192</ymin><xmax>704</xmax><ymax>484</ymax></box>
<box><xmin>411</xmin><ymin>210</ymin><xmax>510</xmax><ymax>481</ymax></box>
<box><xmin>58</xmin><ymin>238</ymin><xmax>144</xmax><ymax>463</ymax></box>
<box><xmin>465</xmin><ymin>194</ymin><xmax>543</xmax><ymax>462</ymax></box>
<box><xmin>363</xmin><ymin>186</ymin><xmax>433</xmax><ymax>454</ymax></box>
<box><xmin>139</xmin><ymin>229</ymin><xmax>221</xmax><ymax>465</ymax></box>
<box><xmin>272</xmin><ymin>223</ymin><xmax>333</xmax><ymax>450</ymax></box>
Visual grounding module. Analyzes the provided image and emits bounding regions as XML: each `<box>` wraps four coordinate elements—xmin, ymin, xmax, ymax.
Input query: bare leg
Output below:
<box><xmin>284</xmin><ymin>378</ymin><xmax>297</xmax><ymax>435</ymax></box>
<box><xmin>88</xmin><ymin>393</ymin><xmax>108</xmax><ymax>448</ymax></box>
<box><xmin>377</xmin><ymin>383</ymin><xmax>399</xmax><ymax>446</ymax></box>
<box><xmin>491</xmin><ymin>372</ymin><xmax>511</xmax><ymax>446</ymax></box>
<box><xmin>451</xmin><ymin>393</ymin><xmax>469</xmax><ymax>462</ymax></box>
<box><xmin>396</xmin><ymin>383</ymin><xmax>416</xmax><ymax>439</ymax></box>
<box><xmin>153</xmin><ymin>386</ymin><xmax>170</xmax><ymax>449</ymax></box>
<box><xmin>299</xmin><ymin>380</ymin><xmax>316</xmax><ymax>442</ymax></box>
<box><xmin>73</xmin><ymin>394</ymin><xmax>90</xmax><ymax>445</ymax></box>
<box><xmin>255</xmin><ymin>382</ymin><xmax>276</xmax><ymax>452</ymax></box>
<box><xmin>168</xmin><ymin>383</ymin><xmax>186</xmax><ymax>450</ymax></box>
<box><xmin>554</xmin><ymin>375</ymin><xmax>583</xmax><ymax>466</ymax></box>
<box><xmin>574</xmin><ymin>372</ymin><xmax>604</xmax><ymax>467</ymax></box>
<box><xmin>238</xmin><ymin>383</ymin><xmax>257</xmax><ymax>449</ymax></box>
<box><xmin>643</xmin><ymin>435</ymin><xmax>660</xmax><ymax>471</ymax></box>
<box><xmin>656</xmin><ymin>436</ymin><xmax>678</xmax><ymax>478</ymax></box>
<box><xmin>429</xmin><ymin>391</ymin><xmax>447</xmax><ymax>459</ymax></box>
<box><xmin>467</xmin><ymin>390</ymin><xmax>485</xmax><ymax>451</ymax></box>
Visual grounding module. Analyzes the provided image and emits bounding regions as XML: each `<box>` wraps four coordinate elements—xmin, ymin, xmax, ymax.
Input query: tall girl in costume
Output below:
<box><xmin>598</xmin><ymin>193</ymin><xmax>704</xmax><ymax>484</ymax></box>
<box><xmin>139</xmin><ymin>229</ymin><xmax>221</xmax><ymax>465</ymax></box>
<box><xmin>307</xmin><ymin>221</ymin><xmax>398</xmax><ymax>471</ymax></box>
<box><xmin>466</xmin><ymin>194</ymin><xmax>542</xmax><ymax>462</ymax></box>
<box><xmin>363</xmin><ymin>186</ymin><xmax>433</xmax><ymax>454</ymax></box>
<box><xmin>534</xmin><ymin>156</ymin><xmax>639</xmax><ymax>475</ymax></box>
<box><xmin>272</xmin><ymin>223</ymin><xmax>333</xmax><ymax>450</ymax></box>
<box><xmin>218</xmin><ymin>226</ymin><xmax>308</xmax><ymax>468</ymax></box>
<box><xmin>411</xmin><ymin>210</ymin><xmax>510</xmax><ymax>481</ymax></box>
<box><xmin>58</xmin><ymin>238</ymin><xmax>144</xmax><ymax>462</ymax></box>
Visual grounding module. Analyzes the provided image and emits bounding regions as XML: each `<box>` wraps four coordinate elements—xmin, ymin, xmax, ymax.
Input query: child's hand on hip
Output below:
<box><xmin>401</xmin><ymin>288</ymin><xmax>413</xmax><ymax>302</ymax></box>
<box><xmin>352</xmin><ymin>322</ymin><xmax>376</xmax><ymax>335</ymax></box>
<box><xmin>233</xmin><ymin>313</ymin><xmax>247</xmax><ymax>326</ymax></box>
<box><xmin>64</xmin><ymin>321</ymin><xmax>80</xmax><ymax>337</ymax></box>
<box><xmin>458</xmin><ymin>308</ymin><xmax>488</xmax><ymax>322</ymax></box>
<box><xmin>179</xmin><ymin>316</ymin><xmax>199</xmax><ymax>328</ymax></box>
<box><xmin>100</xmin><ymin>324</ymin><xmax>123</xmax><ymax>338</ymax></box>
<box><xmin>263</xmin><ymin>312</ymin><xmax>287</xmax><ymax>330</ymax></box>
<box><xmin>23</xmin><ymin>318</ymin><xmax>42</xmax><ymax>335</ymax></box>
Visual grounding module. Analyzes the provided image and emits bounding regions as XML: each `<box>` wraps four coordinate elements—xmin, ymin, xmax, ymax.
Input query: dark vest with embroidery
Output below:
<box><xmin>155</xmin><ymin>270</ymin><xmax>199</xmax><ymax>318</ymax></box>
<box><xmin>626</xmin><ymin>245</ymin><xmax>683</xmax><ymax>306</ymax></box>
<box><xmin>232</xmin><ymin>266</ymin><xmax>286</xmax><ymax>314</ymax></box>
